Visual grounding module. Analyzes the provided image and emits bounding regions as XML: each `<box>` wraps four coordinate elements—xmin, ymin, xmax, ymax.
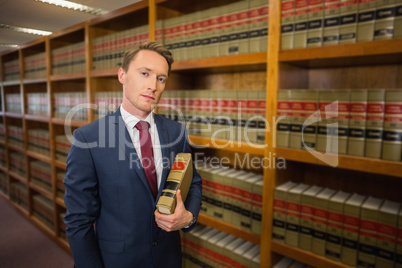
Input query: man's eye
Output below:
<box><xmin>141</xmin><ymin>72</ymin><xmax>148</xmax><ymax>76</ymax></box>
<box><xmin>158</xmin><ymin>77</ymin><xmax>166</xmax><ymax>83</ymax></box>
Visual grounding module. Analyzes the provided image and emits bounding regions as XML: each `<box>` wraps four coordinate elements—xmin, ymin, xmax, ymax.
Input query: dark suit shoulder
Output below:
<box><xmin>74</xmin><ymin>113</ymin><xmax>120</xmax><ymax>141</ymax></box>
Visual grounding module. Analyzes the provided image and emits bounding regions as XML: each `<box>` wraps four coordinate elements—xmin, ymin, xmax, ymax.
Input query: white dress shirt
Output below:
<box><xmin>120</xmin><ymin>105</ymin><xmax>163</xmax><ymax>191</ymax></box>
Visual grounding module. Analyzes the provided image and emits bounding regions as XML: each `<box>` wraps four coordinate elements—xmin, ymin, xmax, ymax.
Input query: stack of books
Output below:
<box><xmin>28</xmin><ymin>129</ymin><xmax>50</xmax><ymax>156</ymax></box>
<box><xmin>30</xmin><ymin>161</ymin><xmax>52</xmax><ymax>193</ymax></box>
<box><xmin>181</xmin><ymin>224</ymin><xmax>260</xmax><ymax>268</ymax></box>
<box><xmin>197</xmin><ymin>164</ymin><xmax>264</xmax><ymax>235</ymax></box>
<box><xmin>276</xmin><ymin>89</ymin><xmax>402</xmax><ymax>162</ymax></box>
<box><xmin>281</xmin><ymin>0</ymin><xmax>401</xmax><ymax>49</ymax></box>
<box><xmin>272</xmin><ymin>181</ymin><xmax>402</xmax><ymax>268</ymax></box>
<box><xmin>24</xmin><ymin>52</ymin><xmax>47</xmax><ymax>79</ymax></box>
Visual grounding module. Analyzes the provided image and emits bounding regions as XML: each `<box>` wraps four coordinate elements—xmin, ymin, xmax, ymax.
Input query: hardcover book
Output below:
<box><xmin>281</xmin><ymin>0</ymin><xmax>296</xmax><ymax>50</ymax></box>
<box><xmin>299</xmin><ymin>185</ymin><xmax>323</xmax><ymax>251</ymax></box>
<box><xmin>374</xmin><ymin>0</ymin><xmax>397</xmax><ymax>40</ymax></box>
<box><xmin>307</xmin><ymin>0</ymin><xmax>325</xmax><ymax>47</ymax></box>
<box><xmin>311</xmin><ymin>187</ymin><xmax>337</xmax><ymax>256</ymax></box>
<box><xmin>277</xmin><ymin>90</ymin><xmax>293</xmax><ymax>148</ymax></box>
<box><xmin>285</xmin><ymin>183</ymin><xmax>310</xmax><ymax>247</ymax></box>
<box><xmin>356</xmin><ymin>0</ymin><xmax>376</xmax><ymax>42</ymax></box>
<box><xmin>357</xmin><ymin>196</ymin><xmax>383</xmax><ymax>268</ymax></box>
<box><xmin>339</xmin><ymin>0</ymin><xmax>358</xmax><ymax>44</ymax></box>
<box><xmin>323</xmin><ymin>0</ymin><xmax>341</xmax><ymax>46</ymax></box>
<box><xmin>347</xmin><ymin>90</ymin><xmax>368</xmax><ymax>157</ymax></box>
<box><xmin>325</xmin><ymin>190</ymin><xmax>351</xmax><ymax>261</ymax></box>
<box><xmin>293</xmin><ymin>0</ymin><xmax>309</xmax><ymax>48</ymax></box>
<box><xmin>157</xmin><ymin>153</ymin><xmax>193</xmax><ymax>215</ymax></box>
<box><xmin>365</xmin><ymin>90</ymin><xmax>385</xmax><ymax>159</ymax></box>
<box><xmin>272</xmin><ymin>181</ymin><xmax>298</xmax><ymax>243</ymax></box>
<box><xmin>382</xmin><ymin>90</ymin><xmax>402</xmax><ymax>161</ymax></box>
<box><xmin>376</xmin><ymin>199</ymin><xmax>400</xmax><ymax>268</ymax></box>
<box><xmin>341</xmin><ymin>193</ymin><xmax>367</xmax><ymax>266</ymax></box>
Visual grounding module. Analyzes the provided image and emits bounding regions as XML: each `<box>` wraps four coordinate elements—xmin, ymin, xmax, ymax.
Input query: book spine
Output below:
<box><xmin>394</xmin><ymin>3</ymin><xmax>402</xmax><ymax>38</ymax></box>
<box><xmin>331</xmin><ymin>90</ymin><xmax>350</xmax><ymax>155</ymax></box>
<box><xmin>272</xmin><ymin>190</ymin><xmax>288</xmax><ymax>243</ymax></box>
<box><xmin>347</xmin><ymin>90</ymin><xmax>368</xmax><ymax>157</ymax></box>
<box><xmin>285</xmin><ymin>195</ymin><xmax>302</xmax><ymax>247</ymax></box>
<box><xmin>276</xmin><ymin>90</ymin><xmax>292</xmax><ymax>148</ymax></box>
<box><xmin>357</xmin><ymin>217</ymin><xmax>379</xmax><ymax>267</ymax></box>
<box><xmin>341</xmin><ymin>211</ymin><xmax>361</xmax><ymax>265</ymax></box>
<box><xmin>294</xmin><ymin>0</ymin><xmax>309</xmax><ymax>48</ymax></box>
<box><xmin>365</xmin><ymin>90</ymin><xmax>385</xmax><ymax>158</ymax></box>
<box><xmin>381</xmin><ymin>91</ymin><xmax>402</xmax><ymax>161</ymax></box>
<box><xmin>307</xmin><ymin>0</ymin><xmax>325</xmax><ymax>47</ymax></box>
<box><xmin>281</xmin><ymin>0</ymin><xmax>296</xmax><ymax>50</ymax></box>
<box><xmin>377</xmin><ymin>3</ymin><xmax>397</xmax><ymax>36</ymax></box>
<box><xmin>251</xmin><ymin>181</ymin><xmax>263</xmax><ymax>235</ymax></box>
<box><xmin>311</xmin><ymin>203</ymin><xmax>329</xmax><ymax>256</ymax></box>
<box><xmin>326</xmin><ymin>206</ymin><xmax>344</xmax><ymax>261</ymax></box>
<box><xmin>339</xmin><ymin>0</ymin><xmax>358</xmax><ymax>44</ymax></box>
<box><xmin>301</xmin><ymin>90</ymin><xmax>319</xmax><ymax>150</ymax></box>
<box><xmin>396</xmin><ymin>215</ymin><xmax>402</xmax><ymax>268</ymax></box>
<box><xmin>289</xmin><ymin>91</ymin><xmax>305</xmax><ymax>149</ymax></box>
<box><xmin>299</xmin><ymin>200</ymin><xmax>315</xmax><ymax>251</ymax></box>
<box><xmin>323</xmin><ymin>0</ymin><xmax>341</xmax><ymax>46</ymax></box>
<box><xmin>356</xmin><ymin>0</ymin><xmax>377</xmax><ymax>42</ymax></box>
<box><xmin>376</xmin><ymin>214</ymin><xmax>398</xmax><ymax>268</ymax></box>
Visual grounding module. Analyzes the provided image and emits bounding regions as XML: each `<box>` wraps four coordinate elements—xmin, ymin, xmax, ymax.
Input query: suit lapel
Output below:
<box><xmin>111</xmin><ymin>109</ymin><xmax>154</xmax><ymax>202</ymax></box>
<box><xmin>154</xmin><ymin>114</ymin><xmax>171</xmax><ymax>200</ymax></box>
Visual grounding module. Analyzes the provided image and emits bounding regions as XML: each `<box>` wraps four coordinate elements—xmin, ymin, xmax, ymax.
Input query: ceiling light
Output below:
<box><xmin>0</xmin><ymin>43</ymin><xmax>19</xmax><ymax>48</ymax></box>
<box><xmin>0</xmin><ymin>24</ymin><xmax>52</xmax><ymax>36</ymax></box>
<box><xmin>35</xmin><ymin>0</ymin><xmax>109</xmax><ymax>16</ymax></box>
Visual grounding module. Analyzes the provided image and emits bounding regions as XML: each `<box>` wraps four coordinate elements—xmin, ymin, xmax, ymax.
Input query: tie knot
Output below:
<box><xmin>135</xmin><ymin>121</ymin><xmax>150</xmax><ymax>131</ymax></box>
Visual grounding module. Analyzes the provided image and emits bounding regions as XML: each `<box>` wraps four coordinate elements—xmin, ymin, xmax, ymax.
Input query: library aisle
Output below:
<box><xmin>0</xmin><ymin>198</ymin><xmax>73</xmax><ymax>268</ymax></box>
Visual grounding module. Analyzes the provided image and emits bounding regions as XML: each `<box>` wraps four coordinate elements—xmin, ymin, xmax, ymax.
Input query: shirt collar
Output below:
<box><xmin>120</xmin><ymin>105</ymin><xmax>154</xmax><ymax>130</ymax></box>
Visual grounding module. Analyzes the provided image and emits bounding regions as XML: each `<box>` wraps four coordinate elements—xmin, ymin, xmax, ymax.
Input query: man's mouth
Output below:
<box><xmin>141</xmin><ymin>95</ymin><xmax>155</xmax><ymax>101</ymax></box>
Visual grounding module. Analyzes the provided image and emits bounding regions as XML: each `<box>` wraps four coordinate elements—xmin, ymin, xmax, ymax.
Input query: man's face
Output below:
<box><xmin>118</xmin><ymin>49</ymin><xmax>169</xmax><ymax>119</ymax></box>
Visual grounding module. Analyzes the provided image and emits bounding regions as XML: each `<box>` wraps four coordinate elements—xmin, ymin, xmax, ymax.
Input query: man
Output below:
<box><xmin>64</xmin><ymin>41</ymin><xmax>202</xmax><ymax>268</ymax></box>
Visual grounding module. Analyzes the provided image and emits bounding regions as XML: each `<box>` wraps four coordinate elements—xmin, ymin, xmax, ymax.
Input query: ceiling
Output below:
<box><xmin>0</xmin><ymin>0</ymin><xmax>141</xmax><ymax>54</ymax></box>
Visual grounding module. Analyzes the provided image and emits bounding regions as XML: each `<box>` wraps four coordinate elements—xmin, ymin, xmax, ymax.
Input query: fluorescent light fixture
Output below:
<box><xmin>0</xmin><ymin>24</ymin><xmax>52</xmax><ymax>36</ymax></box>
<box><xmin>0</xmin><ymin>43</ymin><xmax>19</xmax><ymax>48</ymax></box>
<box><xmin>35</xmin><ymin>0</ymin><xmax>109</xmax><ymax>16</ymax></box>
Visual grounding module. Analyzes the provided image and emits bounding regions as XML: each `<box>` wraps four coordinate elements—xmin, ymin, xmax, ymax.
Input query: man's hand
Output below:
<box><xmin>155</xmin><ymin>189</ymin><xmax>194</xmax><ymax>232</ymax></box>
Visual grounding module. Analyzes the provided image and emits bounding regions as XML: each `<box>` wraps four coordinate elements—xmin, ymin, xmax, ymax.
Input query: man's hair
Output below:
<box><xmin>121</xmin><ymin>41</ymin><xmax>174</xmax><ymax>74</ymax></box>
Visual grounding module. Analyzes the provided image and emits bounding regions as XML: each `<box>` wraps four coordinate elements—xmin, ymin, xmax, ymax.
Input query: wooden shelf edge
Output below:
<box><xmin>271</xmin><ymin>242</ymin><xmax>353</xmax><ymax>268</ymax></box>
<box><xmin>29</xmin><ymin>182</ymin><xmax>53</xmax><ymax>200</ymax></box>
<box><xmin>172</xmin><ymin>52</ymin><xmax>267</xmax><ymax>71</ymax></box>
<box><xmin>275</xmin><ymin>147</ymin><xmax>402</xmax><ymax>178</ymax></box>
<box><xmin>55</xmin><ymin>160</ymin><xmax>67</xmax><ymax>170</ymax></box>
<box><xmin>48</xmin><ymin>22</ymin><xmax>86</xmax><ymax>40</ymax></box>
<box><xmin>22</xmin><ymin>78</ymin><xmax>47</xmax><ymax>84</ymax></box>
<box><xmin>51</xmin><ymin>117</ymin><xmax>88</xmax><ymax>128</ymax></box>
<box><xmin>9</xmin><ymin>171</ymin><xmax>27</xmax><ymax>183</ymax></box>
<box><xmin>2</xmin><ymin>80</ymin><xmax>21</xmax><ymax>86</ymax></box>
<box><xmin>26</xmin><ymin>151</ymin><xmax>52</xmax><ymax>163</ymax></box>
<box><xmin>279</xmin><ymin>39</ymin><xmax>402</xmax><ymax>63</ymax></box>
<box><xmin>24</xmin><ymin>114</ymin><xmax>50</xmax><ymax>122</ymax></box>
<box><xmin>4</xmin><ymin>112</ymin><xmax>23</xmax><ymax>118</ymax></box>
<box><xmin>189</xmin><ymin>135</ymin><xmax>265</xmax><ymax>156</ymax></box>
<box><xmin>50</xmin><ymin>72</ymin><xmax>86</xmax><ymax>81</ymax></box>
<box><xmin>90</xmin><ymin>68</ymin><xmax>119</xmax><ymax>77</ymax></box>
<box><xmin>56</xmin><ymin>197</ymin><xmax>65</xmax><ymax>207</ymax></box>
<box><xmin>198</xmin><ymin>213</ymin><xmax>260</xmax><ymax>245</ymax></box>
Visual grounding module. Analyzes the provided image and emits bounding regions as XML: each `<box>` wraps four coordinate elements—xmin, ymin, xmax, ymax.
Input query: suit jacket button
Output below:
<box><xmin>153</xmin><ymin>241</ymin><xmax>157</xmax><ymax>246</ymax></box>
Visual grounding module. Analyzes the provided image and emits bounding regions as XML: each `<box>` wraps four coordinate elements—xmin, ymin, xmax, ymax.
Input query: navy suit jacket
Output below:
<box><xmin>64</xmin><ymin>109</ymin><xmax>202</xmax><ymax>268</ymax></box>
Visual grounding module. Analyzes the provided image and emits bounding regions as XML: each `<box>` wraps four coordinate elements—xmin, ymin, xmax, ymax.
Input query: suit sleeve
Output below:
<box><xmin>181</xmin><ymin>128</ymin><xmax>202</xmax><ymax>233</ymax></box>
<box><xmin>63</xmin><ymin>129</ymin><xmax>104</xmax><ymax>268</ymax></box>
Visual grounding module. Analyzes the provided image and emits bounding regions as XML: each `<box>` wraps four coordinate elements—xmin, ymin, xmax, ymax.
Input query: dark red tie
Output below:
<box><xmin>135</xmin><ymin>121</ymin><xmax>157</xmax><ymax>199</ymax></box>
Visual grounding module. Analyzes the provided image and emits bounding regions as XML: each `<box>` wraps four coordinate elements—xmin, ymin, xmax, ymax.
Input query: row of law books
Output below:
<box><xmin>92</xmin><ymin>25</ymin><xmax>149</xmax><ymax>71</ymax></box>
<box><xmin>0</xmin><ymin>171</ymin><xmax>7</xmax><ymax>195</ymax></box>
<box><xmin>28</xmin><ymin>129</ymin><xmax>50</xmax><ymax>157</ymax></box>
<box><xmin>197</xmin><ymin>164</ymin><xmax>264</xmax><ymax>235</ymax></box>
<box><xmin>277</xmin><ymin>89</ymin><xmax>402</xmax><ymax>162</ymax></box>
<box><xmin>281</xmin><ymin>0</ymin><xmax>402</xmax><ymax>50</ymax></box>
<box><xmin>159</xmin><ymin>89</ymin><xmax>266</xmax><ymax>144</ymax></box>
<box><xmin>24</xmin><ymin>52</ymin><xmax>47</xmax><ymax>79</ymax></box>
<box><xmin>3</xmin><ymin>59</ymin><xmax>20</xmax><ymax>81</ymax></box>
<box><xmin>53</xmin><ymin>92</ymin><xmax>88</xmax><ymax>121</ymax></box>
<box><xmin>162</xmin><ymin>0</ymin><xmax>268</xmax><ymax>62</ymax></box>
<box><xmin>56</xmin><ymin>171</ymin><xmax>66</xmax><ymax>199</ymax></box>
<box><xmin>26</xmin><ymin>92</ymin><xmax>48</xmax><ymax>117</ymax></box>
<box><xmin>10</xmin><ymin>181</ymin><xmax>28</xmax><ymax>211</ymax></box>
<box><xmin>273</xmin><ymin>181</ymin><xmax>402</xmax><ymax>268</ymax></box>
<box><xmin>181</xmin><ymin>224</ymin><xmax>260</xmax><ymax>268</ymax></box>
<box><xmin>10</xmin><ymin>152</ymin><xmax>26</xmax><ymax>177</ymax></box>
<box><xmin>55</xmin><ymin>135</ymin><xmax>71</xmax><ymax>163</ymax></box>
<box><xmin>8</xmin><ymin>125</ymin><xmax>24</xmax><ymax>148</ymax></box>
<box><xmin>30</xmin><ymin>160</ymin><xmax>52</xmax><ymax>194</ymax></box>
<box><xmin>93</xmin><ymin>91</ymin><xmax>122</xmax><ymax>120</ymax></box>
<box><xmin>51</xmin><ymin>42</ymin><xmax>85</xmax><ymax>75</ymax></box>
<box><xmin>6</xmin><ymin>93</ymin><xmax>22</xmax><ymax>114</ymax></box>
<box><xmin>32</xmin><ymin>194</ymin><xmax>54</xmax><ymax>230</ymax></box>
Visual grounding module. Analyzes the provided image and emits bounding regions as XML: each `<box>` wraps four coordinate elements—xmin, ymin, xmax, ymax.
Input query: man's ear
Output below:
<box><xmin>118</xmin><ymin>68</ymin><xmax>125</xmax><ymax>84</ymax></box>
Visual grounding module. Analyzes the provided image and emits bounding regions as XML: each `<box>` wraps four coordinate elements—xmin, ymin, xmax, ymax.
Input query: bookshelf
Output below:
<box><xmin>0</xmin><ymin>0</ymin><xmax>401</xmax><ymax>267</ymax></box>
